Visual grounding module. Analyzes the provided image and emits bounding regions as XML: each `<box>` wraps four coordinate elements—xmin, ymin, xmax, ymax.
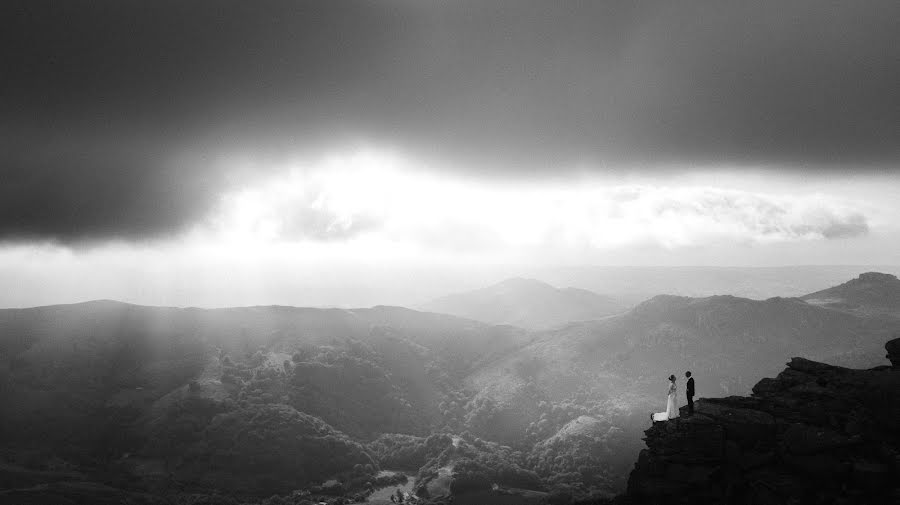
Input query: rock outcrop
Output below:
<box><xmin>887</xmin><ymin>337</ymin><xmax>900</xmax><ymax>368</ymax></box>
<box><xmin>624</xmin><ymin>338</ymin><xmax>900</xmax><ymax>504</ymax></box>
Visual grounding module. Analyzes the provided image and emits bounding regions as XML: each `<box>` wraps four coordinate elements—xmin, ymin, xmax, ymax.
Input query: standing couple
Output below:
<box><xmin>652</xmin><ymin>371</ymin><xmax>694</xmax><ymax>422</ymax></box>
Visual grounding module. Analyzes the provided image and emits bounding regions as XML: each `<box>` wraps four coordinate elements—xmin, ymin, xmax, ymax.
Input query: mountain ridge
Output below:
<box><xmin>421</xmin><ymin>278</ymin><xmax>628</xmax><ymax>330</ymax></box>
<box><xmin>801</xmin><ymin>271</ymin><xmax>900</xmax><ymax>317</ymax></box>
<box><xmin>462</xmin><ymin>290</ymin><xmax>900</xmax><ymax>447</ymax></box>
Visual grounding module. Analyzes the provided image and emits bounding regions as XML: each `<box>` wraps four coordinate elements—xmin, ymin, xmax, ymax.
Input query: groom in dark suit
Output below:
<box><xmin>685</xmin><ymin>371</ymin><xmax>695</xmax><ymax>415</ymax></box>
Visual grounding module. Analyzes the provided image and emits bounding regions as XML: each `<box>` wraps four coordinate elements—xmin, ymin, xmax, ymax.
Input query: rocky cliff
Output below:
<box><xmin>624</xmin><ymin>337</ymin><xmax>900</xmax><ymax>504</ymax></box>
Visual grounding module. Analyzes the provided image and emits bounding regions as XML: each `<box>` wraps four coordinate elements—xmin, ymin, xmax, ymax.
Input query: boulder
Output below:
<box><xmin>886</xmin><ymin>337</ymin><xmax>900</xmax><ymax>368</ymax></box>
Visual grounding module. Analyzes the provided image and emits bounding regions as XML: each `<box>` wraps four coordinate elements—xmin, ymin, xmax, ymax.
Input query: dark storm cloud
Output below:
<box><xmin>0</xmin><ymin>135</ymin><xmax>221</xmax><ymax>243</ymax></box>
<box><xmin>1</xmin><ymin>0</ymin><xmax>898</xmax><ymax>242</ymax></box>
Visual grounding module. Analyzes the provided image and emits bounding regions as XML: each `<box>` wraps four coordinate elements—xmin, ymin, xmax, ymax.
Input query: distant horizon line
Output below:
<box><xmin>2</xmin><ymin>264</ymin><xmax>896</xmax><ymax>312</ymax></box>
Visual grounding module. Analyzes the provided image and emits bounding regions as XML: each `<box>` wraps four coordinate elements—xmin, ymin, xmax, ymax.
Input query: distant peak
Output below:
<box><xmin>644</xmin><ymin>294</ymin><xmax>693</xmax><ymax>304</ymax></box>
<box><xmin>493</xmin><ymin>277</ymin><xmax>555</xmax><ymax>289</ymax></box>
<box><xmin>856</xmin><ymin>272</ymin><xmax>898</xmax><ymax>283</ymax></box>
<box><xmin>65</xmin><ymin>299</ymin><xmax>135</xmax><ymax>308</ymax></box>
<box><xmin>629</xmin><ymin>294</ymin><xmax>692</xmax><ymax>313</ymax></box>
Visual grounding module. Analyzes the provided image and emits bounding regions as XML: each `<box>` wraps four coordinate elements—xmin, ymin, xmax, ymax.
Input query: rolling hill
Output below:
<box><xmin>421</xmin><ymin>278</ymin><xmax>628</xmax><ymax>330</ymax></box>
<box><xmin>0</xmin><ymin>300</ymin><xmax>530</xmax><ymax>495</ymax></box>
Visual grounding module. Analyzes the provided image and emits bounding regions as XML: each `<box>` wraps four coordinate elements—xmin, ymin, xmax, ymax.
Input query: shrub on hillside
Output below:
<box><xmin>177</xmin><ymin>404</ymin><xmax>376</xmax><ymax>494</ymax></box>
<box><xmin>366</xmin><ymin>434</ymin><xmax>430</xmax><ymax>469</ymax></box>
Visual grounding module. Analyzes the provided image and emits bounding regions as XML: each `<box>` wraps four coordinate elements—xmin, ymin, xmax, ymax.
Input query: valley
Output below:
<box><xmin>0</xmin><ymin>272</ymin><xmax>898</xmax><ymax>504</ymax></box>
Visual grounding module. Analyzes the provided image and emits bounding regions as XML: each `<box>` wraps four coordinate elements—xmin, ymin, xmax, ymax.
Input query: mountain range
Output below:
<box><xmin>420</xmin><ymin>277</ymin><xmax>628</xmax><ymax>330</ymax></box>
<box><xmin>0</xmin><ymin>271</ymin><xmax>898</xmax><ymax>504</ymax></box>
<box><xmin>464</xmin><ymin>289</ymin><xmax>898</xmax><ymax>443</ymax></box>
<box><xmin>532</xmin><ymin>265</ymin><xmax>900</xmax><ymax>304</ymax></box>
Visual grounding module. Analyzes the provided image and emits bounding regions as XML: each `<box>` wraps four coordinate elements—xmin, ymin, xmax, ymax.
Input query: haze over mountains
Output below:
<box><xmin>420</xmin><ymin>278</ymin><xmax>628</xmax><ymax>330</ymax></box>
<box><xmin>466</xmin><ymin>285</ymin><xmax>899</xmax><ymax>443</ymax></box>
<box><xmin>531</xmin><ymin>265</ymin><xmax>900</xmax><ymax>305</ymax></box>
<box><xmin>5</xmin><ymin>264</ymin><xmax>900</xmax><ymax>310</ymax></box>
<box><xmin>0</xmin><ymin>271</ymin><xmax>898</xmax><ymax>504</ymax></box>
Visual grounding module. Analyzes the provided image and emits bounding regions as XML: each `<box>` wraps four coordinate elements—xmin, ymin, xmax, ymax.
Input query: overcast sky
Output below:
<box><xmin>1</xmin><ymin>1</ymin><xmax>899</xmax><ymax>307</ymax></box>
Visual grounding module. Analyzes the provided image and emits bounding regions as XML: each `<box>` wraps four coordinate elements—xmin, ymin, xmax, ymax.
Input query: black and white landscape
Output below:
<box><xmin>2</xmin><ymin>2</ymin><xmax>899</xmax><ymax>504</ymax></box>
<box><xmin>1</xmin><ymin>271</ymin><xmax>898</xmax><ymax>504</ymax></box>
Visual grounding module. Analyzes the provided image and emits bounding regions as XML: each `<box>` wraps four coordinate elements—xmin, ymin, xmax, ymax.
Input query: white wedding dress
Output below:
<box><xmin>652</xmin><ymin>381</ymin><xmax>679</xmax><ymax>421</ymax></box>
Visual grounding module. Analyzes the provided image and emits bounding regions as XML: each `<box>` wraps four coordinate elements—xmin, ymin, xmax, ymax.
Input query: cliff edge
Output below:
<box><xmin>624</xmin><ymin>337</ymin><xmax>900</xmax><ymax>504</ymax></box>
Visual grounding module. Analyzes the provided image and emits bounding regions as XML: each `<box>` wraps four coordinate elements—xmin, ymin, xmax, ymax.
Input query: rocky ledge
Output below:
<box><xmin>624</xmin><ymin>338</ymin><xmax>900</xmax><ymax>505</ymax></box>
<box><xmin>886</xmin><ymin>337</ymin><xmax>900</xmax><ymax>368</ymax></box>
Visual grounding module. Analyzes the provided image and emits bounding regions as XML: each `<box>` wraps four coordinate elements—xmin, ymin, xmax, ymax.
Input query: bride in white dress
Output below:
<box><xmin>652</xmin><ymin>375</ymin><xmax>679</xmax><ymax>421</ymax></box>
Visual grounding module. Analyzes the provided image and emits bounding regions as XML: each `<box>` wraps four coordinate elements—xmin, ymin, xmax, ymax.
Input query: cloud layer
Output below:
<box><xmin>1</xmin><ymin>1</ymin><xmax>898</xmax><ymax>243</ymax></box>
<box><xmin>0</xmin><ymin>139</ymin><xmax>225</xmax><ymax>243</ymax></box>
<box><xmin>202</xmin><ymin>152</ymin><xmax>872</xmax><ymax>258</ymax></box>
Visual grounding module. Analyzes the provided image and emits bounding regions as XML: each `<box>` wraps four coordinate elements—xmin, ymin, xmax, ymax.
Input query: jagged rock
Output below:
<box><xmin>626</xmin><ymin>417</ymin><xmax>727</xmax><ymax>502</ymax></box>
<box><xmin>785</xmin><ymin>356</ymin><xmax>843</xmax><ymax>375</ymax></box>
<box><xmin>780</xmin><ymin>423</ymin><xmax>858</xmax><ymax>455</ymax></box>
<box><xmin>623</xmin><ymin>338</ymin><xmax>900</xmax><ymax>504</ymax></box>
<box><xmin>691</xmin><ymin>398</ymin><xmax>776</xmax><ymax>450</ymax></box>
<box><xmin>886</xmin><ymin>337</ymin><xmax>900</xmax><ymax>368</ymax></box>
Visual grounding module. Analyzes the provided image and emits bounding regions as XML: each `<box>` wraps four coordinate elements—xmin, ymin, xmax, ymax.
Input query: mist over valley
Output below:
<box><xmin>2</xmin><ymin>270</ymin><xmax>899</xmax><ymax>504</ymax></box>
